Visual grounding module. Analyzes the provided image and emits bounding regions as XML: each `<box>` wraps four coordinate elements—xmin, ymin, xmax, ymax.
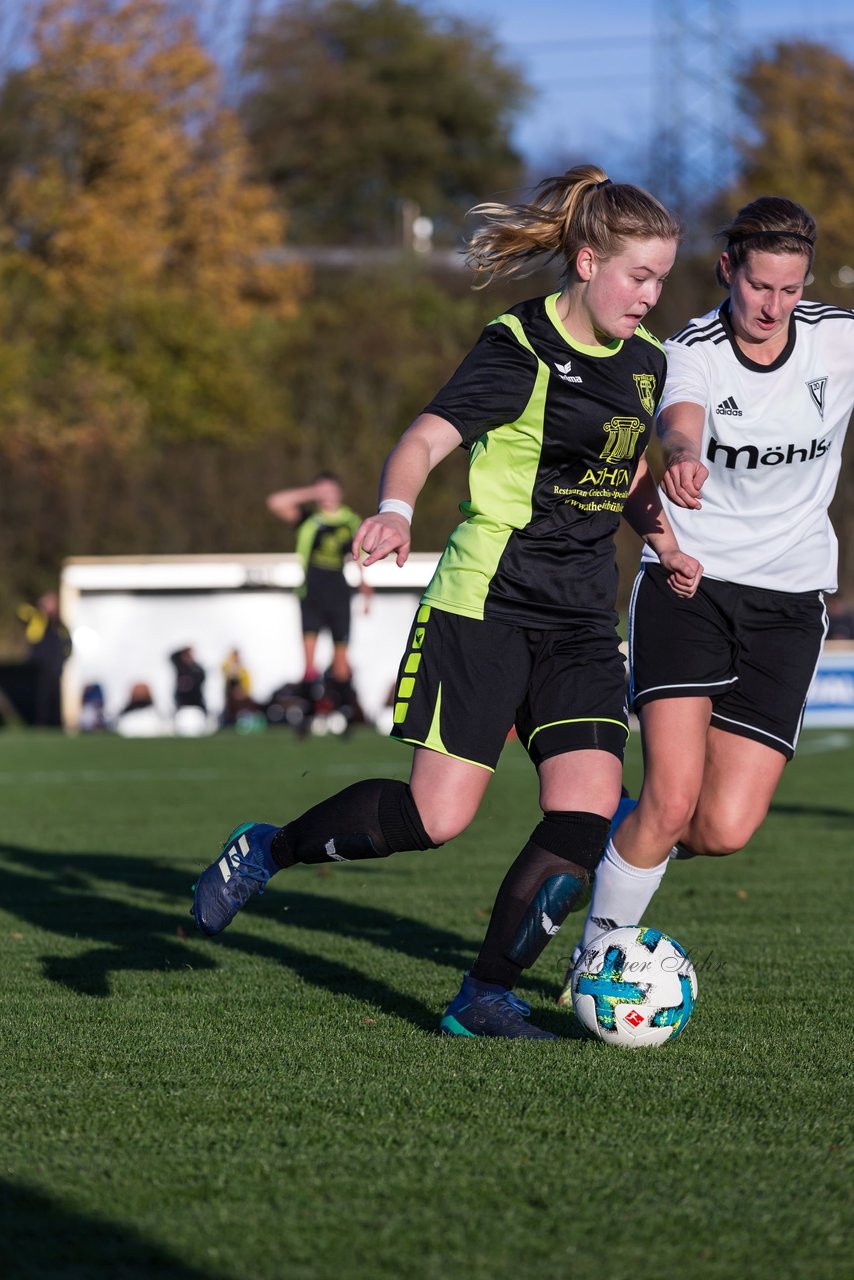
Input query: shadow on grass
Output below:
<box><xmin>0</xmin><ymin>1177</ymin><xmax>226</xmax><ymax>1280</ymax></box>
<box><xmin>768</xmin><ymin>801</ymin><xmax>854</xmax><ymax>822</ymax></box>
<box><xmin>0</xmin><ymin>840</ymin><xmax>567</xmax><ymax>1030</ymax></box>
<box><xmin>0</xmin><ymin>841</ymin><xmax>219</xmax><ymax>997</ymax></box>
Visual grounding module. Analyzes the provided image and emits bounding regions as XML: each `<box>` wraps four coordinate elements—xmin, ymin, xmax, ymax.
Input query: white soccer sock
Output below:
<box><xmin>578</xmin><ymin>838</ymin><xmax>671</xmax><ymax>953</ymax></box>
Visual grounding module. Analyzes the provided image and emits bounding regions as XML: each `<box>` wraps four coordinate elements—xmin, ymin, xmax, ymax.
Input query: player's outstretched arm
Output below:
<box><xmin>352</xmin><ymin>414</ymin><xmax>461</xmax><ymax>568</ymax></box>
<box><xmin>265</xmin><ymin>484</ymin><xmax>321</xmax><ymax>524</ymax></box>
<box><xmin>657</xmin><ymin>402</ymin><xmax>708</xmax><ymax>509</ymax></box>
<box><xmin>623</xmin><ymin>458</ymin><xmax>703</xmax><ymax>597</ymax></box>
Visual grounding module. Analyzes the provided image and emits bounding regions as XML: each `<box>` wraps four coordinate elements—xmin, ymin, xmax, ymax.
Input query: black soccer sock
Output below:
<box><xmin>270</xmin><ymin>778</ymin><xmax>439</xmax><ymax>867</ymax></box>
<box><xmin>470</xmin><ymin>811</ymin><xmax>610</xmax><ymax>989</ymax></box>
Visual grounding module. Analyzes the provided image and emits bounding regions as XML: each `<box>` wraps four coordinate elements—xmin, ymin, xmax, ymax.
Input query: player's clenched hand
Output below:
<box><xmin>353</xmin><ymin>512</ymin><xmax>411</xmax><ymax>568</ymax></box>
<box><xmin>659</xmin><ymin>549</ymin><xmax>703</xmax><ymax>598</ymax></box>
<box><xmin>661</xmin><ymin>458</ymin><xmax>708</xmax><ymax>510</ymax></box>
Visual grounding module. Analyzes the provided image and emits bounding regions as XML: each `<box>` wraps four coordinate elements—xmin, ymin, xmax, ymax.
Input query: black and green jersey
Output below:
<box><xmin>296</xmin><ymin>506</ymin><xmax>361</xmax><ymax>591</ymax></box>
<box><xmin>421</xmin><ymin>293</ymin><xmax>666</xmax><ymax>628</ymax></box>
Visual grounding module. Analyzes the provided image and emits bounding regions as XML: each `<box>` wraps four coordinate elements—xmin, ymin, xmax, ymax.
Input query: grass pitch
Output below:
<box><xmin>0</xmin><ymin>727</ymin><xmax>851</xmax><ymax>1280</ymax></box>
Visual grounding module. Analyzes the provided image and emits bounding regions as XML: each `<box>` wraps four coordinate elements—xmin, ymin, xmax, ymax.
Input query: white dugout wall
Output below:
<box><xmin>60</xmin><ymin>553</ymin><xmax>440</xmax><ymax>730</ymax></box>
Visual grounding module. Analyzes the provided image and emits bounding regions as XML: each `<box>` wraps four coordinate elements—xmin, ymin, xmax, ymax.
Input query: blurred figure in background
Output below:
<box><xmin>170</xmin><ymin>646</ymin><xmax>208</xmax><ymax>736</ymax></box>
<box><xmin>79</xmin><ymin>682</ymin><xmax>107</xmax><ymax>732</ymax></box>
<box><xmin>222</xmin><ymin>647</ymin><xmax>251</xmax><ymax>711</ymax></box>
<box><xmin>17</xmin><ymin>591</ymin><xmax>72</xmax><ymax>727</ymax></box>
<box><xmin>115</xmin><ymin>681</ymin><xmax>166</xmax><ymax>738</ymax></box>
<box><xmin>221</xmin><ymin>647</ymin><xmax>263</xmax><ymax>729</ymax></box>
<box><xmin>825</xmin><ymin>594</ymin><xmax>854</xmax><ymax>641</ymax></box>
<box><xmin>266</xmin><ymin>472</ymin><xmax>371</xmax><ymax>691</ymax></box>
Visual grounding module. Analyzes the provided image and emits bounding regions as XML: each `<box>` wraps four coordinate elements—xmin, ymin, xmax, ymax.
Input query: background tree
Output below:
<box><xmin>717</xmin><ymin>39</ymin><xmax>854</xmax><ymax>596</ymax></box>
<box><xmin>0</xmin><ymin>0</ymin><xmax>304</xmax><ymax>328</ymax></box>
<box><xmin>730</xmin><ymin>40</ymin><xmax>854</xmax><ymax>294</ymax></box>
<box><xmin>238</xmin><ymin>0</ymin><xmax>529</xmax><ymax>244</ymax></box>
<box><xmin>0</xmin><ymin>0</ymin><xmax>308</xmax><ymax>632</ymax></box>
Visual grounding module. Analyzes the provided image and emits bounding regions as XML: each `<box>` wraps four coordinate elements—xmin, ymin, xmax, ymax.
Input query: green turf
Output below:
<box><xmin>0</xmin><ymin>727</ymin><xmax>851</xmax><ymax>1280</ymax></box>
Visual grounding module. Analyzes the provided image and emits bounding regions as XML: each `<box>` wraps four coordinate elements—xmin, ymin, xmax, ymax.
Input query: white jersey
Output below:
<box><xmin>643</xmin><ymin>299</ymin><xmax>854</xmax><ymax>592</ymax></box>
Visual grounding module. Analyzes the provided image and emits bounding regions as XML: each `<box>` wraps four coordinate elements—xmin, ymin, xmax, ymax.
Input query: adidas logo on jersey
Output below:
<box><xmin>715</xmin><ymin>396</ymin><xmax>743</xmax><ymax>416</ymax></box>
<box><xmin>554</xmin><ymin>360</ymin><xmax>583</xmax><ymax>384</ymax></box>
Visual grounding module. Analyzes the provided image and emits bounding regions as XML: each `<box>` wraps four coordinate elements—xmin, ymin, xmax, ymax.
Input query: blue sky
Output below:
<box><xmin>423</xmin><ymin>0</ymin><xmax>854</xmax><ymax>175</ymax></box>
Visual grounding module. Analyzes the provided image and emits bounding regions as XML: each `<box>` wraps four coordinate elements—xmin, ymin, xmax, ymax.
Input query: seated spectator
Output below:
<box><xmin>79</xmin><ymin>683</ymin><xmax>107</xmax><ymax>732</ymax></box>
<box><xmin>221</xmin><ymin>648</ymin><xmax>258</xmax><ymax>727</ymax></box>
<box><xmin>115</xmin><ymin>682</ymin><xmax>166</xmax><ymax>738</ymax></box>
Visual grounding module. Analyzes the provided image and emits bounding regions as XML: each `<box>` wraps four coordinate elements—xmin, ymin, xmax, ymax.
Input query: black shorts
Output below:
<box><xmin>390</xmin><ymin>605</ymin><xmax>629</xmax><ymax>771</ymax></box>
<box><xmin>300</xmin><ymin>569</ymin><xmax>352</xmax><ymax>644</ymax></box>
<box><xmin>629</xmin><ymin>564</ymin><xmax>827</xmax><ymax>760</ymax></box>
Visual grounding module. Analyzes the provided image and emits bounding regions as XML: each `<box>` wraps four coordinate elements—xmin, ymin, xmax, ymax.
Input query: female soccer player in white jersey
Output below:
<box><xmin>566</xmin><ymin>195</ymin><xmax>854</xmax><ymax>981</ymax></box>
<box><xmin>191</xmin><ymin>164</ymin><xmax>702</xmax><ymax>1038</ymax></box>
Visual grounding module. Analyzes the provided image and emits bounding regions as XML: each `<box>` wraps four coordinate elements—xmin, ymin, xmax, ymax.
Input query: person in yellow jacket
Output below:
<box><xmin>17</xmin><ymin>591</ymin><xmax>71</xmax><ymax>727</ymax></box>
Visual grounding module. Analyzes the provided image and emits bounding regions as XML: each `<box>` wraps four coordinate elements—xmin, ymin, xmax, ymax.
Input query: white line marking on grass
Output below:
<box><xmin>322</xmin><ymin>761</ymin><xmax>412</xmax><ymax>775</ymax></box>
<box><xmin>0</xmin><ymin>762</ymin><xmax>408</xmax><ymax>784</ymax></box>
<box><xmin>0</xmin><ymin>769</ymin><xmax>225</xmax><ymax>785</ymax></box>
<box><xmin>798</xmin><ymin>731</ymin><xmax>853</xmax><ymax>755</ymax></box>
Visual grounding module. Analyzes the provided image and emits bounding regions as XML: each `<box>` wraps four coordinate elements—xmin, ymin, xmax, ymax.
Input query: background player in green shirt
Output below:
<box><xmin>194</xmin><ymin>164</ymin><xmax>702</xmax><ymax>1039</ymax></box>
<box><xmin>267</xmin><ymin>472</ymin><xmax>371</xmax><ymax>687</ymax></box>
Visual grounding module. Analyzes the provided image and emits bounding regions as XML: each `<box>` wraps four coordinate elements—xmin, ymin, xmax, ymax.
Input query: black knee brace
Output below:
<box><xmin>531</xmin><ymin>810</ymin><xmax>611</xmax><ymax>872</ymax></box>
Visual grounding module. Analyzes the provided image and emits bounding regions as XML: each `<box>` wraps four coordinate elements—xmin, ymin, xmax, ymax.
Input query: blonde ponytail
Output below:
<box><xmin>466</xmin><ymin>164</ymin><xmax>680</xmax><ymax>287</ymax></box>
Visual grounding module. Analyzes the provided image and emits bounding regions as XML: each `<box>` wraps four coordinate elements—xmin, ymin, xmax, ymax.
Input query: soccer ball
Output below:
<box><xmin>570</xmin><ymin>926</ymin><xmax>698</xmax><ymax>1048</ymax></box>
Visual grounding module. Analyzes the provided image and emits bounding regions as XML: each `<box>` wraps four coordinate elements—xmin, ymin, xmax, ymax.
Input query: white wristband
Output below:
<box><xmin>378</xmin><ymin>498</ymin><xmax>413</xmax><ymax>523</ymax></box>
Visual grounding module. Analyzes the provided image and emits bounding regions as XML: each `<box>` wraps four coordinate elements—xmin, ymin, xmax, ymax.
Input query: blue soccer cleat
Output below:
<box><xmin>440</xmin><ymin>974</ymin><xmax>557</xmax><ymax>1040</ymax></box>
<box><xmin>192</xmin><ymin>822</ymin><xmax>279</xmax><ymax>936</ymax></box>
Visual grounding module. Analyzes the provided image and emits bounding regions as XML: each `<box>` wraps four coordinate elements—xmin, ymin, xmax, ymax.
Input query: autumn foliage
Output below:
<box><xmin>3</xmin><ymin>0</ymin><xmax>303</xmax><ymax>316</ymax></box>
<box><xmin>0</xmin><ymin>0</ymin><xmax>314</xmax><ymax>630</ymax></box>
<box><xmin>0</xmin><ymin>5</ymin><xmax>852</xmax><ymax>643</ymax></box>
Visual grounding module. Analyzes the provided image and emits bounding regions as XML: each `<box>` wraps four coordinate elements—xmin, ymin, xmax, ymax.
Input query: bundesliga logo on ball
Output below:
<box><xmin>570</xmin><ymin>926</ymin><xmax>698</xmax><ymax>1048</ymax></box>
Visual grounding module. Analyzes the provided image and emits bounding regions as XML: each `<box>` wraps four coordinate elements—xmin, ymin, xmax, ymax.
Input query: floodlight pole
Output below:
<box><xmin>653</xmin><ymin>0</ymin><xmax>740</xmax><ymax>239</ymax></box>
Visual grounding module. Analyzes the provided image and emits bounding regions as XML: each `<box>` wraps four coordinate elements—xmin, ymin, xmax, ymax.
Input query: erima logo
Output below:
<box><xmin>715</xmin><ymin>396</ymin><xmax>743</xmax><ymax>416</ymax></box>
<box><xmin>707</xmin><ymin>435</ymin><xmax>829</xmax><ymax>470</ymax></box>
<box><xmin>542</xmin><ymin>912</ymin><xmax>560</xmax><ymax>936</ymax></box>
<box><xmin>554</xmin><ymin>359</ymin><xmax>582</xmax><ymax>384</ymax></box>
<box><xmin>325</xmin><ymin>838</ymin><xmax>347</xmax><ymax>862</ymax></box>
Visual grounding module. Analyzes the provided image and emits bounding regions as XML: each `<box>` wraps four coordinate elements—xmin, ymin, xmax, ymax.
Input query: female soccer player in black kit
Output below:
<box><xmin>193</xmin><ymin>164</ymin><xmax>702</xmax><ymax>1039</ymax></box>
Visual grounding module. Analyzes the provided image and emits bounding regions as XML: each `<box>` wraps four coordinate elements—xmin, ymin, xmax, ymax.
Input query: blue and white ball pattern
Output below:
<box><xmin>571</xmin><ymin>926</ymin><xmax>698</xmax><ymax>1048</ymax></box>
